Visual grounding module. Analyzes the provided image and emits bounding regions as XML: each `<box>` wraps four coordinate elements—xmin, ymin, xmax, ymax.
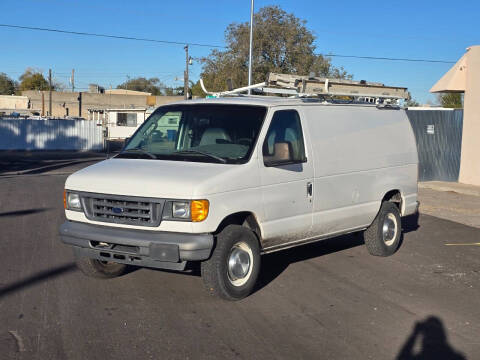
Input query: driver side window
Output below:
<box><xmin>263</xmin><ymin>110</ymin><xmax>306</xmax><ymax>166</ymax></box>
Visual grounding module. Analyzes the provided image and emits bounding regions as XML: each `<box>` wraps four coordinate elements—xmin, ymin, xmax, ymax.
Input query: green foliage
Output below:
<box><xmin>437</xmin><ymin>93</ymin><xmax>462</xmax><ymax>108</ymax></box>
<box><xmin>405</xmin><ymin>99</ymin><xmax>420</xmax><ymax>107</ymax></box>
<box><xmin>164</xmin><ymin>86</ymin><xmax>185</xmax><ymax>96</ymax></box>
<box><xmin>199</xmin><ymin>5</ymin><xmax>351</xmax><ymax>92</ymax></box>
<box><xmin>0</xmin><ymin>73</ymin><xmax>16</xmax><ymax>95</ymax></box>
<box><xmin>117</xmin><ymin>77</ymin><xmax>165</xmax><ymax>95</ymax></box>
<box><xmin>19</xmin><ymin>68</ymin><xmax>51</xmax><ymax>91</ymax></box>
<box><xmin>405</xmin><ymin>92</ymin><xmax>420</xmax><ymax>107</ymax></box>
<box><xmin>191</xmin><ymin>80</ymin><xmax>206</xmax><ymax>97</ymax></box>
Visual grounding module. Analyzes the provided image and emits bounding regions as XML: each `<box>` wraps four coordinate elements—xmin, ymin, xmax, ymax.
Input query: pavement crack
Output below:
<box><xmin>8</xmin><ymin>330</ymin><xmax>26</xmax><ymax>352</ymax></box>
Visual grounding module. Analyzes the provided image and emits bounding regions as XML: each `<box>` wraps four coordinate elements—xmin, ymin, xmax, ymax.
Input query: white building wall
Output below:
<box><xmin>0</xmin><ymin>119</ymin><xmax>104</xmax><ymax>150</ymax></box>
<box><xmin>106</xmin><ymin>110</ymin><xmax>147</xmax><ymax>139</ymax></box>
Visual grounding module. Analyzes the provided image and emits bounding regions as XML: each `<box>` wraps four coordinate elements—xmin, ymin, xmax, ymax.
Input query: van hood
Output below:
<box><xmin>65</xmin><ymin>158</ymin><xmax>258</xmax><ymax>199</ymax></box>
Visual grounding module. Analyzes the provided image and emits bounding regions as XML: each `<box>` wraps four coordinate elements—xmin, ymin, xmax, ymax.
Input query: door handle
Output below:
<box><xmin>307</xmin><ymin>182</ymin><xmax>313</xmax><ymax>197</ymax></box>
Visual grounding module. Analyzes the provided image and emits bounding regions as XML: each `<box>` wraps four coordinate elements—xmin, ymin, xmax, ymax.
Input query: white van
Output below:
<box><xmin>60</xmin><ymin>97</ymin><xmax>419</xmax><ymax>300</ymax></box>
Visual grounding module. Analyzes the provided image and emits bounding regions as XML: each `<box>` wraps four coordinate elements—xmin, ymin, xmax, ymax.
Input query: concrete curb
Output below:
<box><xmin>419</xmin><ymin>181</ymin><xmax>480</xmax><ymax>197</ymax></box>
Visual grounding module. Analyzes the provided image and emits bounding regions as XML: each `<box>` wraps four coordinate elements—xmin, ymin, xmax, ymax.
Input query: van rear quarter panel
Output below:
<box><xmin>303</xmin><ymin>105</ymin><xmax>418</xmax><ymax>235</ymax></box>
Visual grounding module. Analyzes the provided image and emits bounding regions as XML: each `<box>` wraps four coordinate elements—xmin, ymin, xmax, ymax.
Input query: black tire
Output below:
<box><xmin>201</xmin><ymin>225</ymin><xmax>261</xmax><ymax>301</ymax></box>
<box><xmin>364</xmin><ymin>201</ymin><xmax>402</xmax><ymax>257</ymax></box>
<box><xmin>75</xmin><ymin>256</ymin><xmax>128</xmax><ymax>279</ymax></box>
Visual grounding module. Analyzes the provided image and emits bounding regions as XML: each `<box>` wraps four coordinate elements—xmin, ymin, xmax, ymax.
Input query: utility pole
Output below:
<box><xmin>184</xmin><ymin>45</ymin><xmax>189</xmax><ymax>100</ymax></box>
<box><xmin>247</xmin><ymin>0</ymin><xmax>254</xmax><ymax>95</ymax></box>
<box><xmin>78</xmin><ymin>92</ymin><xmax>82</xmax><ymax>118</ymax></box>
<box><xmin>41</xmin><ymin>92</ymin><xmax>45</xmax><ymax>117</ymax></box>
<box><xmin>71</xmin><ymin>69</ymin><xmax>75</xmax><ymax>92</ymax></box>
<box><xmin>48</xmin><ymin>69</ymin><xmax>52</xmax><ymax>116</ymax></box>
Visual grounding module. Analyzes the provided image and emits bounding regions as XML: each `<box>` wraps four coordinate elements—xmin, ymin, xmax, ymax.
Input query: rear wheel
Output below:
<box><xmin>201</xmin><ymin>225</ymin><xmax>260</xmax><ymax>300</ymax></box>
<box><xmin>75</xmin><ymin>257</ymin><xmax>128</xmax><ymax>279</ymax></box>
<box><xmin>364</xmin><ymin>201</ymin><xmax>402</xmax><ymax>256</ymax></box>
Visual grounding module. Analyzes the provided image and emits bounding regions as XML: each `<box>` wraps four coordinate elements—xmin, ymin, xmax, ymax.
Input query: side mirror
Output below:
<box><xmin>264</xmin><ymin>142</ymin><xmax>293</xmax><ymax>167</ymax></box>
<box><xmin>272</xmin><ymin>142</ymin><xmax>292</xmax><ymax>161</ymax></box>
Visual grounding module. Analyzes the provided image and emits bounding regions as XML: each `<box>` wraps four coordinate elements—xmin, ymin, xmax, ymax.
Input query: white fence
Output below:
<box><xmin>0</xmin><ymin>119</ymin><xmax>104</xmax><ymax>150</ymax></box>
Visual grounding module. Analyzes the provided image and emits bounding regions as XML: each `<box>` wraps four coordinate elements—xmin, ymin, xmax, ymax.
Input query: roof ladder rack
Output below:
<box><xmin>266</xmin><ymin>73</ymin><xmax>408</xmax><ymax>100</ymax></box>
<box><xmin>200</xmin><ymin>72</ymin><xmax>409</xmax><ymax>102</ymax></box>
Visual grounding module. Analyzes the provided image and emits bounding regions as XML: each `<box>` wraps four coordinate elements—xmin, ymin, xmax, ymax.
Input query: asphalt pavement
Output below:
<box><xmin>0</xmin><ymin>151</ymin><xmax>107</xmax><ymax>176</ymax></box>
<box><xmin>1</xmin><ymin>160</ymin><xmax>479</xmax><ymax>359</ymax></box>
<box><xmin>419</xmin><ymin>188</ymin><xmax>480</xmax><ymax>229</ymax></box>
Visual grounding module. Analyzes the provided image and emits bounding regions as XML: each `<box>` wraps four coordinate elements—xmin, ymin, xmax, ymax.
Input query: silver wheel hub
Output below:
<box><xmin>382</xmin><ymin>213</ymin><xmax>397</xmax><ymax>246</ymax></box>
<box><xmin>228</xmin><ymin>246</ymin><xmax>251</xmax><ymax>281</ymax></box>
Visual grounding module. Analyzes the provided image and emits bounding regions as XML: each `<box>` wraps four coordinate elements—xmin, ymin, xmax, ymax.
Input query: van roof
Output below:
<box><xmin>166</xmin><ymin>96</ymin><xmax>389</xmax><ymax>109</ymax></box>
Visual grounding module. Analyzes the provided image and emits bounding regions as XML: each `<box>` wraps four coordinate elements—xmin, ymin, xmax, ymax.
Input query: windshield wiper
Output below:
<box><xmin>119</xmin><ymin>148</ymin><xmax>157</xmax><ymax>159</ymax></box>
<box><xmin>173</xmin><ymin>149</ymin><xmax>227</xmax><ymax>163</ymax></box>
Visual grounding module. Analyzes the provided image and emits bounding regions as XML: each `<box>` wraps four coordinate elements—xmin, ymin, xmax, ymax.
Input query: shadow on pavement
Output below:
<box><xmin>17</xmin><ymin>159</ymin><xmax>101</xmax><ymax>175</ymax></box>
<box><xmin>63</xmin><ymin>213</ymin><xmax>422</xmax><ymax>293</ymax></box>
<box><xmin>142</xmin><ymin>233</ymin><xmax>365</xmax><ymax>289</ymax></box>
<box><xmin>145</xmin><ymin>215</ymin><xmax>421</xmax><ymax>293</ymax></box>
<box><xmin>396</xmin><ymin>316</ymin><xmax>466</xmax><ymax>360</ymax></box>
<box><xmin>0</xmin><ymin>151</ymin><xmax>106</xmax><ymax>175</ymax></box>
<box><xmin>255</xmin><ymin>233</ymin><xmax>364</xmax><ymax>293</ymax></box>
<box><xmin>403</xmin><ymin>212</ymin><xmax>420</xmax><ymax>233</ymax></box>
<box><xmin>0</xmin><ymin>208</ymin><xmax>51</xmax><ymax>218</ymax></box>
<box><xmin>0</xmin><ymin>263</ymin><xmax>77</xmax><ymax>299</ymax></box>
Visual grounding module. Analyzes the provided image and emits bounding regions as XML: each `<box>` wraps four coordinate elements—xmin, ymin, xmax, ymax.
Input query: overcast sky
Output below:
<box><xmin>1</xmin><ymin>0</ymin><xmax>478</xmax><ymax>103</ymax></box>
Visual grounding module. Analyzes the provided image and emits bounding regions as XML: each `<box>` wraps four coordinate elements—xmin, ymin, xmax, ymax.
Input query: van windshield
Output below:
<box><xmin>117</xmin><ymin>104</ymin><xmax>267</xmax><ymax>164</ymax></box>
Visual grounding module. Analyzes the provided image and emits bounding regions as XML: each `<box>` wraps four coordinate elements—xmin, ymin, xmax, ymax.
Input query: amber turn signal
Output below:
<box><xmin>63</xmin><ymin>189</ymin><xmax>67</xmax><ymax>209</ymax></box>
<box><xmin>190</xmin><ymin>200</ymin><xmax>209</xmax><ymax>222</ymax></box>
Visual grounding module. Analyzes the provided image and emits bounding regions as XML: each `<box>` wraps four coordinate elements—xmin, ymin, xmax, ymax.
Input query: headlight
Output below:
<box><xmin>165</xmin><ymin>199</ymin><xmax>209</xmax><ymax>222</ymax></box>
<box><xmin>64</xmin><ymin>191</ymin><xmax>82</xmax><ymax>211</ymax></box>
<box><xmin>172</xmin><ymin>202</ymin><xmax>190</xmax><ymax>219</ymax></box>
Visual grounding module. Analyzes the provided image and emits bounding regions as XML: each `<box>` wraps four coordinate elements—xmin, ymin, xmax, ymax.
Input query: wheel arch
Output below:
<box><xmin>214</xmin><ymin>211</ymin><xmax>262</xmax><ymax>245</ymax></box>
<box><xmin>382</xmin><ymin>189</ymin><xmax>404</xmax><ymax>214</ymax></box>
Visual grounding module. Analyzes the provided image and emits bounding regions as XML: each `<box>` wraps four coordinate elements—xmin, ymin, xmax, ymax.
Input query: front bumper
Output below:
<box><xmin>60</xmin><ymin>221</ymin><xmax>214</xmax><ymax>271</ymax></box>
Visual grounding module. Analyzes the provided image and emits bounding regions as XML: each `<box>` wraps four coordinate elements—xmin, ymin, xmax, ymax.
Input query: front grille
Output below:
<box><xmin>81</xmin><ymin>193</ymin><xmax>164</xmax><ymax>227</ymax></box>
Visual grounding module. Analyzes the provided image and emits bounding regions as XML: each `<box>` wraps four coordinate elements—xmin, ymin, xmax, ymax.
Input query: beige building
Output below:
<box><xmin>104</xmin><ymin>89</ymin><xmax>151</xmax><ymax>96</ymax></box>
<box><xmin>17</xmin><ymin>90</ymin><xmax>182</xmax><ymax>118</ymax></box>
<box><xmin>0</xmin><ymin>95</ymin><xmax>30</xmax><ymax>114</ymax></box>
<box><xmin>431</xmin><ymin>45</ymin><xmax>480</xmax><ymax>186</ymax></box>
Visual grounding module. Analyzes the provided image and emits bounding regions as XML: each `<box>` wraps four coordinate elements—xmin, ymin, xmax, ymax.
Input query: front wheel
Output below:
<box><xmin>364</xmin><ymin>201</ymin><xmax>402</xmax><ymax>256</ymax></box>
<box><xmin>201</xmin><ymin>225</ymin><xmax>261</xmax><ymax>301</ymax></box>
<box><xmin>75</xmin><ymin>257</ymin><xmax>128</xmax><ymax>279</ymax></box>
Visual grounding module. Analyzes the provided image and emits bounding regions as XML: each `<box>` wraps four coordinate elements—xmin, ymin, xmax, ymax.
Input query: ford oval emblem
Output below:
<box><xmin>112</xmin><ymin>207</ymin><xmax>124</xmax><ymax>214</ymax></box>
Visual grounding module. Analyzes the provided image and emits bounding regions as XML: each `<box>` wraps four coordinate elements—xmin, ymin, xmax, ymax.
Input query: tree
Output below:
<box><xmin>199</xmin><ymin>6</ymin><xmax>351</xmax><ymax>93</ymax></box>
<box><xmin>164</xmin><ymin>86</ymin><xmax>186</xmax><ymax>96</ymax></box>
<box><xmin>437</xmin><ymin>93</ymin><xmax>462</xmax><ymax>108</ymax></box>
<box><xmin>405</xmin><ymin>98</ymin><xmax>420</xmax><ymax>107</ymax></box>
<box><xmin>117</xmin><ymin>77</ymin><xmax>165</xmax><ymax>95</ymax></box>
<box><xmin>53</xmin><ymin>79</ymin><xmax>66</xmax><ymax>92</ymax></box>
<box><xmin>0</xmin><ymin>73</ymin><xmax>16</xmax><ymax>95</ymax></box>
<box><xmin>191</xmin><ymin>80</ymin><xmax>206</xmax><ymax>97</ymax></box>
<box><xmin>18</xmin><ymin>68</ymin><xmax>51</xmax><ymax>91</ymax></box>
<box><xmin>405</xmin><ymin>92</ymin><xmax>420</xmax><ymax>107</ymax></box>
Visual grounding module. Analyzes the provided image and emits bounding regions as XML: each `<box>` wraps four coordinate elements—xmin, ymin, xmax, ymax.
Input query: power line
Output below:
<box><xmin>0</xmin><ymin>23</ymin><xmax>457</xmax><ymax>64</ymax></box>
<box><xmin>320</xmin><ymin>53</ymin><xmax>455</xmax><ymax>64</ymax></box>
<box><xmin>0</xmin><ymin>23</ymin><xmax>226</xmax><ymax>48</ymax></box>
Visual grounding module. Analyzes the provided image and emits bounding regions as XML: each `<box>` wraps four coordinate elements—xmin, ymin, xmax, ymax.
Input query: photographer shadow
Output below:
<box><xmin>396</xmin><ymin>316</ymin><xmax>466</xmax><ymax>360</ymax></box>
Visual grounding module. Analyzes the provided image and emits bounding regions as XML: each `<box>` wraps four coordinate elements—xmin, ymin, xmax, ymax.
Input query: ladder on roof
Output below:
<box><xmin>200</xmin><ymin>72</ymin><xmax>409</xmax><ymax>102</ymax></box>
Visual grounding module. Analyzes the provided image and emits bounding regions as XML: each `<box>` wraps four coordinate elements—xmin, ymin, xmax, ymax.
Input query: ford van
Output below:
<box><xmin>60</xmin><ymin>97</ymin><xmax>419</xmax><ymax>300</ymax></box>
